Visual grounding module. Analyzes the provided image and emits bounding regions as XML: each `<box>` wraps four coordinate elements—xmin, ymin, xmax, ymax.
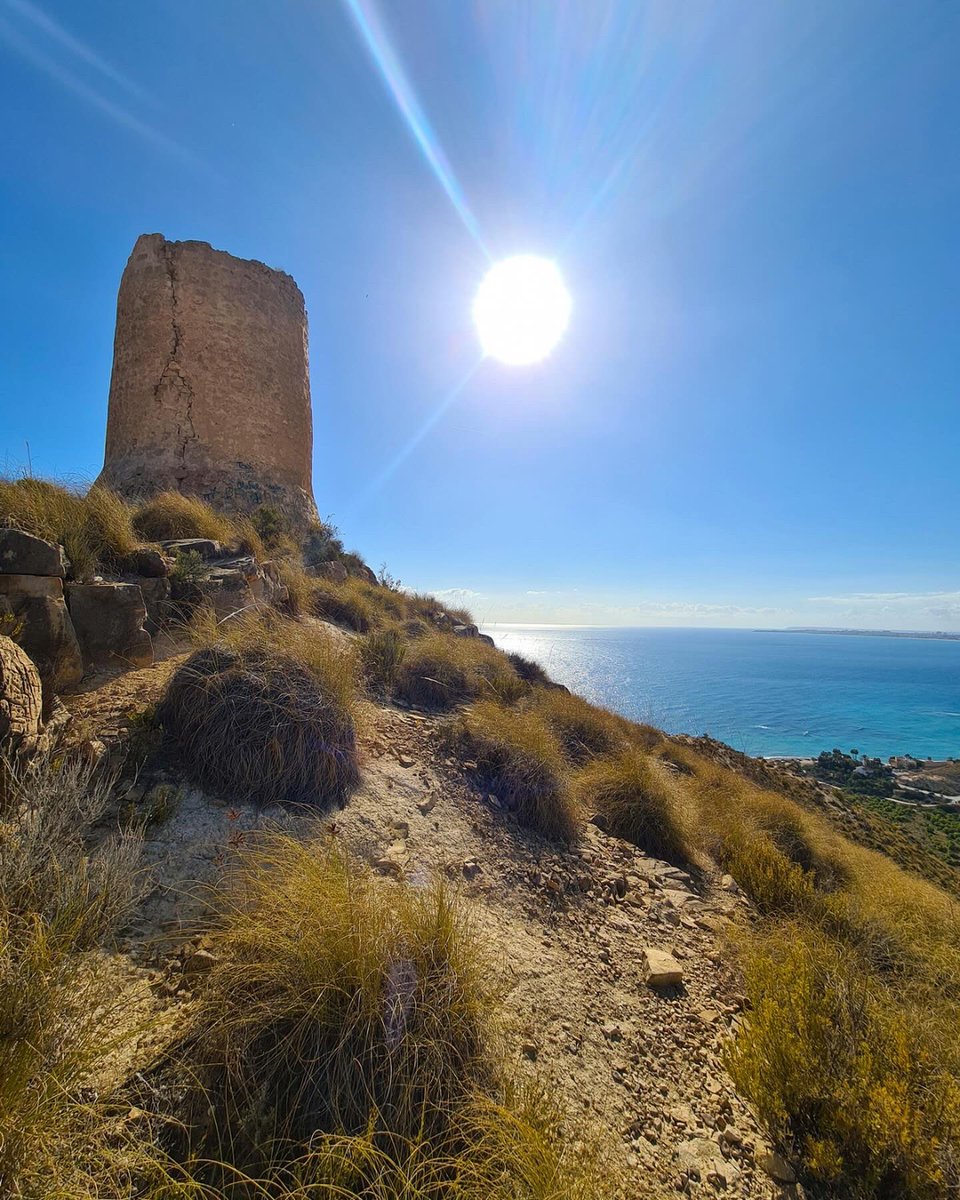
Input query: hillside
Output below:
<box><xmin>2</xmin><ymin>480</ymin><xmax>959</xmax><ymax>1200</ymax></box>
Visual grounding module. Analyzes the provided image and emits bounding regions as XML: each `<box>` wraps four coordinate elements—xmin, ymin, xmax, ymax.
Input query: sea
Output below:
<box><xmin>483</xmin><ymin>626</ymin><xmax>960</xmax><ymax>761</ymax></box>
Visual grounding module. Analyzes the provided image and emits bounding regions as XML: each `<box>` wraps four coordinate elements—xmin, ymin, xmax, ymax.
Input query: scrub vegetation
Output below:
<box><xmin>4</xmin><ymin>478</ymin><xmax>960</xmax><ymax>1198</ymax></box>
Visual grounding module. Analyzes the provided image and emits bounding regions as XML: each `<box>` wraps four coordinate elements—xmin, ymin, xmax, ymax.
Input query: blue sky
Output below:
<box><xmin>1</xmin><ymin>0</ymin><xmax>957</xmax><ymax>629</ymax></box>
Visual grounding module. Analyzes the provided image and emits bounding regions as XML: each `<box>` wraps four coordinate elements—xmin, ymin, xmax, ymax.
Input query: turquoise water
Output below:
<box><xmin>484</xmin><ymin>626</ymin><xmax>960</xmax><ymax>760</ymax></box>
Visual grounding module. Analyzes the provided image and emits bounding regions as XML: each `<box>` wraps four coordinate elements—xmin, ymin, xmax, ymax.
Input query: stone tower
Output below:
<box><xmin>97</xmin><ymin>234</ymin><xmax>319</xmax><ymax>528</ymax></box>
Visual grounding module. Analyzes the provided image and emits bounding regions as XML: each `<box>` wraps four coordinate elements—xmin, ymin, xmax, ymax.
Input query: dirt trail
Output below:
<box><xmin>64</xmin><ymin>667</ymin><xmax>790</xmax><ymax>1198</ymax></box>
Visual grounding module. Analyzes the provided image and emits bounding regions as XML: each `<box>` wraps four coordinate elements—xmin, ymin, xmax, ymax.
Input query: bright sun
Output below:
<box><xmin>472</xmin><ymin>255</ymin><xmax>572</xmax><ymax>366</ymax></box>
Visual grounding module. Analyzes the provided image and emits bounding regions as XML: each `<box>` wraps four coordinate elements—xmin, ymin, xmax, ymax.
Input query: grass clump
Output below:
<box><xmin>531</xmin><ymin>688</ymin><xmax>626</xmax><ymax>763</ymax></box>
<box><xmin>396</xmin><ymin>633</ymin><xmax>525</xmax><ymax>710</ymax></box>
<box><xmin>360</xmin><ymin>626</ymin><xmax>407</xmax><ymax>693</ymax></box>
<box><xmin>158</xmin><ymin>639</ymin><xmax>359</xmax><ymax>807</ymax></box>
<box><xmin>178</xmin><ymin>839</ymin><xmax>495</xmax><ymax>1166</ymax></box>
<box><xmin>132</xmin><ymin>490</ymin><xmax>249</xmax><ymax>550</ymax></box>
<box><xmin>171</xmin><ymin>837</ymin><xmax>606</xmax><ymax>1197</ymax></box>
<box><xmin>0</xmin><ymin>476</ymin><xmax>137</xmax><ymax>579</ymax></box>
<box><xmin>455</xmin><ymin>700</ymin><xmax>578</xmax><ymax>841</ymax></box>
<box><xmin>727</xmin><ymin>924</ymin><xmax>960</xmax><ymax>1198</ymax></box>
<box><xmin>578</xmin><ymin>748</ymin><xmax>694</xmax><ymax>863</ymax></box>
<box><xmin>311</xmin><ymin>577</ymin><xmax>375</xmax><ymax>632</ymax></box>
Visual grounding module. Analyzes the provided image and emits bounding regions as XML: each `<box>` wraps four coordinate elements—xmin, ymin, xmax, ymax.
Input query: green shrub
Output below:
<box><xmin>577</xmin><ymin>749</ymin><xmax>694</xmax><ymax>863</ymax></box>
<box><xmin>728</xmin><ymin>925</ymin><xmax>960</xmax><ymax>1197</ymax></box>
<box><xmin>169</xmin><ymin>547</ymin><xmax>207</xmax><ymax>583</ymax></box>
<box><xmin>455</xmin><ymin>700</ymin><xmax>578</xmax><ymax>841</ymax></box>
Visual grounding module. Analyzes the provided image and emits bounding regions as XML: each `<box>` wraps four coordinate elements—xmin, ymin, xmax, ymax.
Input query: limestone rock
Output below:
<box><xmin>138</xmin><ymin>576</ymin><xmax>171</xmax><ymax>635</ymax></box>
<box><xmin>161</xmin><ymin>538</ymin><xmax>223</xmax><ymax>561</ymax></box>
<box><xmin>758</xmin><ymin>1150</ymin><xmax>796</xmax><ymax>1184</ymax></box>
<box><xmin>676</xmin><ymin>1136</ymin><xmax>738</xmax><ymax>1187</ymax></box>
<box><xmin>0</xmin><ymin>635</ymin><xmax>43</xmax><ymax>746</ymax></box>
<box><xmin>309</xmin><ymin>560</ymin><xmax>348</xmax><ymax>583</ymax></box>
<box><xmin>0</xmin><ymin>528</ymin><xmax>67</xmax><ymax>577</ymax></box>
<box><xmin>643</xmin><ymin>946</ymin><xmax>684</xmax><ymax>988</ymax></box>
<box><xmin>66</xmin><ymin>582</ymin><xmax>153</xmax><ymax>668</ymax></box>
<box><xmin>121</xmin><ymin>546</ymin><xmax>170</xmax><ymax>577</ymax></box>
<box><xmin>0</xmin><ymin>574</ymin><xmax>83</xmax><ymax>691</ymax></box>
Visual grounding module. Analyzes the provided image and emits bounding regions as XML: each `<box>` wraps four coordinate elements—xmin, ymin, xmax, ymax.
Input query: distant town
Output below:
<box><xmin>758</xmin><ymin>627</ymin><xmax>960</xmax><ymax>642</ymax></box>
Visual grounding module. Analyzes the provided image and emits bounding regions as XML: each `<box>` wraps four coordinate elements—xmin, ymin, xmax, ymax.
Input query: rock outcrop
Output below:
<box><xmin>66</xmin><ymin>582</ymin><xmax>153</xmax><ymax>669</ymax></box>
<box><xmin>96</xmin><ymin>234</ymin><xmax>319</xmax><ymax>530</ymax></box>
<box><xmin>0</xmin><ymin>635</ymin><xmax>43</xmax><ymax>747</ymax></box>
<box><xmin>0</xmin><ymin>573</ymin><xmax>83</xmax><ymax>692</ymax></box>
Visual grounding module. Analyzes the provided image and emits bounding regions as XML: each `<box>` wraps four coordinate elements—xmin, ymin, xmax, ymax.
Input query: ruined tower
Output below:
<box><xmin>97</xmin><ymin>234</ymin><xmax>319</xmax><ymax>528</ymax></box>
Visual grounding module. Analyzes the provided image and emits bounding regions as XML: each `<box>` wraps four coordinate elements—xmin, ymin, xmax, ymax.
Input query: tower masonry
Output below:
<box><xmin>97</xmin><ymin>233</ymin><xmax>319</xmax><ymax>528</ymax></box>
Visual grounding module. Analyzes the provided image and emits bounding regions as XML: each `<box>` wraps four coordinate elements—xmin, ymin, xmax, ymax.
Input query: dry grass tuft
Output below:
<box><xmin>310</xmin><ymin>577</ymin><xmax>376</xmax><ymax>631</ymax></box>
<box><xmin>396</xmin><ymin>634</ymin><xmax>525</xmax><ymax>710</ymax></box>
<box><xmin>455</xmin><ymin>700</ymin><xmax>578</xmax><ymax>841</ymax></box>
<box><xmin>132</xmin><ymin>490</ymin><xmax>242</xmax><ymax>548</ymax></box>
<box><xmin>0</xmin><ymin>476</ymin><xmax>137</xmax><ymax>579</ymax></box>
<box><xmin>178</xmin><ymin>838</ymin><xmax>497</xmax><ymax>1166</ymax></box>
<box><xmin>360</xmin><ymin>626</ymin><xmax>407</xmax><ymax>693</ymax></box>
<box><xmin>577</xmin><ymin>748</ymin><xmax>695</xmax><ymax>864</ymax></box>
<box><xmin>531</xmin><ymin>689</ymin><xmax>626</xmax><ymax>764</ymax></box>
<box><xmin>158</xmin><ymin>642</ymin><xmax>359</xmax><ymax>807</ymax></box>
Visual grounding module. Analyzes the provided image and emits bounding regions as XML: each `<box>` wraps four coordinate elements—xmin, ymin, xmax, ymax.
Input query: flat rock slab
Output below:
<box><xmin>67</xmin><ymin>582</ymin><xmax>153</xmax><ymax>669</ymax></box>
<box><xmin>0</xmin><ymin>528</ymin><xmax>66</xmax><ymax>577</ymax></box>
<box><xmin>644</xmin><ymin>946</ymin><xmax>684</xmax><ymax>987</ymax></box>
<box><xmin>161</xmin><ymin>539</ymin><xmax>223</xmax><ymax>561</ymax></box>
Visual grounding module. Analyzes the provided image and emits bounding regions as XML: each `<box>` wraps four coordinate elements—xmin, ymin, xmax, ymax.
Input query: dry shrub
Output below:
<box><xmin>0</xmin><ymin>477</ymin><xmax>137</xmax><ymax>580</ymax></box>
<box><xmin>456</xmin><ymin>700</ymin><xmax>578</xmax><ymax>841</ymax></box>
<box><xmin>727</xmin><ymin>924</ymin><xmax>960</xmax><ymax>1198</ymax></box>
<box><xmin>0</xmin><ymin>749</ymin><xmax>160</xmax><ymax>1199</ymax></box>
<box><xmin>178</xmin><ymin>838</ymin><xmax>496</xmax><ymax>1166</ymax></box>
<box><xmin>396</xmin><ymin>634</ymin><xmax>525</xmax><ymax>710</ymax></box>
<box><xmin>578</xmin><ymin>749</ymin><xmax>694</xmax><ymax>864</ymax></box>
<box><xmin>531</xmin><ymin>689</ymin><xmax>626</xmax><ymax>763</ymax></box>
<box><xmin>158</xmin><ymin>644</ymin><xmax>359</xmax><ymax>807</ymax></box>
<box><xmin>0</xmin><ymin>749</ymin><xmax>145</xmax><ymax>943</ymax></box>
<box><xmin>132</xmin><ymin>490</ymin><xmax>240</xmax><ymax>546</ymax></box>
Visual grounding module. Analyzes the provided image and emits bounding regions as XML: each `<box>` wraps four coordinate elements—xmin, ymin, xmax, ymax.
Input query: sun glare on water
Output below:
<box><xmin>473</xmin><ymin>255</ymin><xmax>572</xmax><ymax>366</ymax></box>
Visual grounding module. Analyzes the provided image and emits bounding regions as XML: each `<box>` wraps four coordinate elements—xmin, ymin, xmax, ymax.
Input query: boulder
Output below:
<box><xmin>0</xmin><ymin>635</ymin><xmax>43</xmax><ymax>747</ymax></box>
<box><xmin>66</xmin><ymin>582</ymin><xmax>153</xmax><ymax>668</ymax></box>
<box><xmin>138</xmin><ymin>576</ymin><xmax>172</xmax><ymax>635</ymax></box>
<box><xmin>121</xmin><ymin>546</ymin><xmax>170</xmax><ymax>577</ymax></box>
<box><xmin>309</xmin><ymin>560</ymin><xmax>348</xmax><ymax>583</ymax></box>
<box><xmin>0</xmin><ymin>528</ymin><xmax>67</xmax><ymax>577</ymax></box>
<box><xmin>0</xmin><ymin>574</ymin><xmax>83</xmax><ymax>691</ymax></box>
<box><xmin>758</xmin><ymin>1151</ymin><xmax>796</xmax><ymax>1185</ymax></box>
<box><xmin>160</xmin><ymin>538</ymin><xmax>223</xmax><ymax>561</ymax></box>
<box><xmin>643</xmin><ymin>946</ymin><xmax>684</xmax><ymax>988</ymax></box>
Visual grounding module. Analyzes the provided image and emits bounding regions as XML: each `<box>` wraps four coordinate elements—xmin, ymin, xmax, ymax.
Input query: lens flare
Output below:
<box><xmin>473</xmin><ymin>256</ymin><xmax>572</xmax><ymax>366</ymax></box>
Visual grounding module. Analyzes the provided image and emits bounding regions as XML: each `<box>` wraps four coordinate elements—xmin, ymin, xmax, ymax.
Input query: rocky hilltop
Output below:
<box><xmin>1</xmin><ymin>238</ymin><xmax>958</xmax><ymax>1200</ymax></box>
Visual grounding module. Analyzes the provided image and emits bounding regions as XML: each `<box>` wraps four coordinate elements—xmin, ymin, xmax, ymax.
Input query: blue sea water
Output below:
<box><xmin>483</xmin><ymin>626</ymin><xmax>960</xmax><ymax>761</ymax></box>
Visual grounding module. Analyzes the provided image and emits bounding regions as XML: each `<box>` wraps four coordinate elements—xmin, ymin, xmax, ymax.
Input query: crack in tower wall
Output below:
<box><xmin>96</xmin><ymin>234</ymin><xmax>319</xmax><ymax>530</ymax></box>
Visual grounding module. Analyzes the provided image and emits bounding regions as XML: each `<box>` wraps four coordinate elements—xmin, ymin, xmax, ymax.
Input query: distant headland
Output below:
<box><xmin>758</xmin><ymin>626</ymin><xmax>960</xmax><ymax>642</ymax></box>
